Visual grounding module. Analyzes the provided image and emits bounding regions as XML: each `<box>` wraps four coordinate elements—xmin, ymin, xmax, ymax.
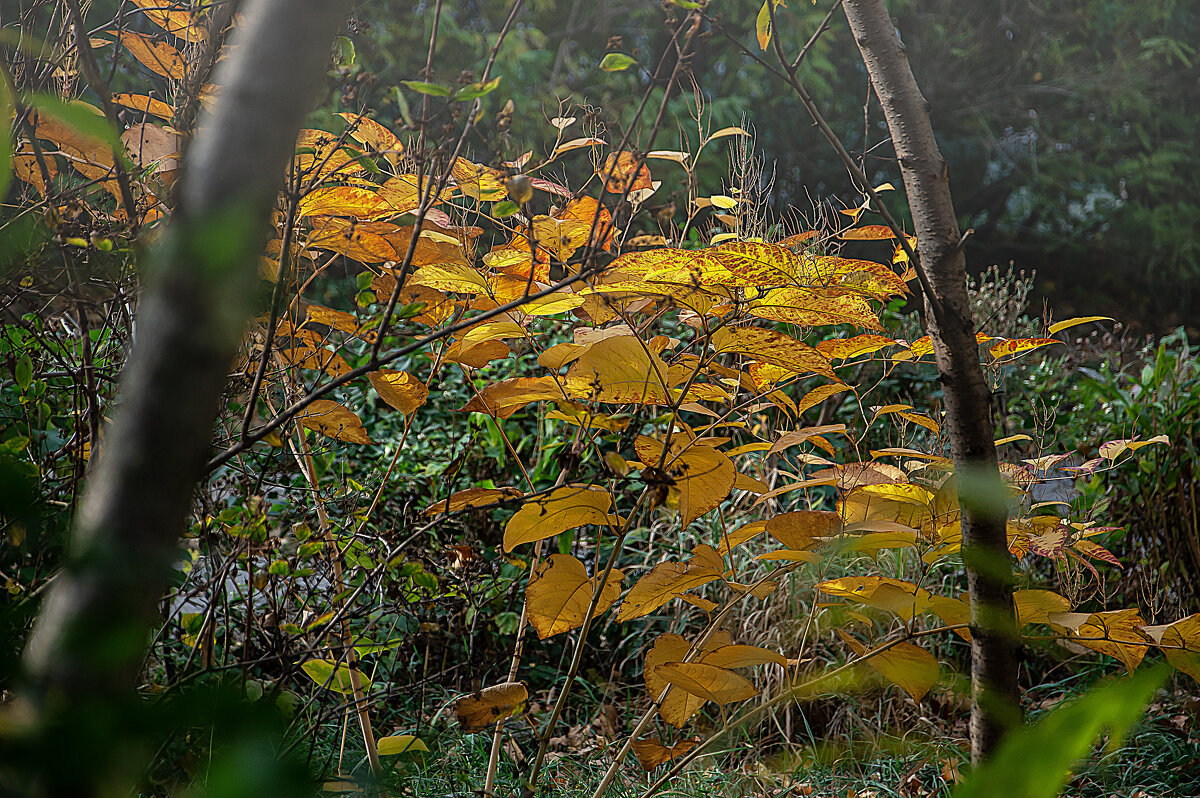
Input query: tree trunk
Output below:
<box><xmin>842</xmin><ymin>0</ymin><xmax>1022</xmax><ymax>762</ymax></box>
<box><xmin>18</xmin><ymin>0</ymin><xmax>349</xmax><ymax>791</ymax></box>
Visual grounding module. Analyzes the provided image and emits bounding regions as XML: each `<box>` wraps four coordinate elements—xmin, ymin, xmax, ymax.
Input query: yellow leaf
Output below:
<box><xmin>648</xmin><ymin>242</ymin><xmax>799</xmax><ymax>287</ymax></box>
<box><xmin>454</xmin><ymin>682</ymin><xmax>528</xmax><ymax>732</ymax></box>
<box><xmin>503</xmin><ymin>485</ymin><xmax>620</xmax><ymax>551</ymax></box>
<box><xmin>700</xmin><ymin>644</ymin><xmax>786</xmax><ymax>669</ymax></box>
<box><xmin>110</xmin><ymin>30</ymin><xmax>186</xmax><ymax>81</ymax></box>
<box><xmin>565</xmin><ymin>336</ymin><xmax>674</xmax><ymax>405</ymax></box>
<box><xmin>297</xmin><ymin>400</ymin><xmax>372</xmax><ymax>444</ymax></box>
<box><xmin>451</xmin><ymin>157</ymin><xmax>508</xmax><ymax>201</ymax></box>
<box><xmin>376</xmin><ymin>735</ymin><xmax>429</xmax><ymax>755</ymax></box>
<box><xmin>615</xmin><ymin>545</ymin><xmax>725</xmax><ymax>621</ymax></box>
<box><xmin>307</xmin><ymin>217</ymin><xmax>397</xmax><ymax>261</ymax></box>
<box><xmin>111</xmin><ymin>93</ymin><xmax>174</xmax><ymax>121</ymax></box>
<box><xmin>645</xmin><ymin>631</ymin><xmax>731</xmax><ymax>727</ymax></box>
<box><xmin>525</xmin><ymin>554</ymin><xmax>625</xmax><ymax>639</ymax></box>
<box><xmin>459</xmin><ymin>376</ymin><xmax>566</xmax><ymax>419</ymax></box>
<box><xmin>337</xmin><ymin>113</ymin><xmax>404</xmax><ymax>166</ymax></box>
<box><xmin>422</xmin><ymin>486</ymin><xmax>523</xmax><ymax>516</ymax></box>
<box><xmin>838</xmin><ymin>632</ymin><xmax>938</xmax><ymax>701</ymax></box>
<box><xmin>1048</xmin><ymin>316</ymin><xmax>1112</xmax><ymax>335</ymax></box>
<box><xmin>299</xmin><ymin>186</ymin><xmax>389</xmax><ymax>219</ymax></box>
<box><xmin>1139</xmin><ymin>614</ymin><xmax>1200</xmax><ymax>684</ymax></box>
<box><xmin>712</xmin><ymin>326</ymin><xmax>835</xmax><ymax>378</ymax></box>
<box><xmin>1048</xmin><ymin>609</ymin><xmax>1151</xmax><ymax>672</ymax></box>
<box><xmin>817</xmin><ymin>576</ymin><xmax>933</xmax><ymax>622</ymax></box>
<box><xmin>369</xmin><ymin>370</ymin><xmax>428</xmax><ymax>415</ymax></box>
<box><xmin>128</xmin><ymin>0</ymin><xmax>206</xmax><ymax>42</ymax></box>
<box><xmin>766</xmin><ymin>424</ymin><xmax>848</xmax><ymax>458</ymax></box>
<box><xmin>988</xmin><ymin>337</ymin><xmax>1062</xmax><ymax>361</ymax></box>
<box><xmin>1013</xmin><ymin>589</ymin><xmax>1072</xmax><ymax>627</ymax></box>
<box><xmin>654</xmin><ymin>662</ymin><xmax>758</xmax><ymax>704</ymax></box>
<box><xmin>635</xmin><ymin>436</ymin><xmax>735</xmax><ymax>527</ymax></box>
<box><xmin>749</xmin><ymin>286</ymin><xmax>882</xmax><ymax>330</ymax></box>
<box><xmin>816</xmin><ymin>334</ymin><xmax>896</xmax><ymax>361</ymax></box>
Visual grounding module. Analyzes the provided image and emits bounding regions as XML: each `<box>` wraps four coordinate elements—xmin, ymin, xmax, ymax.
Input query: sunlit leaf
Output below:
<box><xmin>1048</xmin><ymin>316</ymin><xmax>1113</xmax><ymax>335</ymax></box>
<box><xmin>111</xmin><ymin>92</ymin><xmax>174</xmax><ymax>121</ymax></box>
<box><xmin>565</xmin><ymin>335</ymin><xmax>674</xmax><ymax>405</ymax></box>
<box><xmin>988</xmin><ymin>337</ymin><xmax>1062</xmax><ymax>361</ymax></box>
<box><xmin>818</xmin><ymin>576</ymin><xmax>933</xmax><ymax>622</ymax></box>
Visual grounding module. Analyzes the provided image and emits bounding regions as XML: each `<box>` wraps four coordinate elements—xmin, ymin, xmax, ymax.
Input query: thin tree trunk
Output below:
<box><xmin>19</xmin><ymin>0</ymin><xmax>349</xmax><ymax>792</ymax></box>
<box><xmin>842</xmin><ymin>0</ymin><xmax>1022</xmax><ymax>762</ymax></box>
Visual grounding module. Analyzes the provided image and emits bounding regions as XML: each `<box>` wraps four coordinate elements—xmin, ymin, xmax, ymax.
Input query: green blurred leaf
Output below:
<box><xmin>453</xmin><ymin>76</ymin><xmax>502</xmax><ymax>101</ymax></box>
<box><xmin>599</xmin><ymin>53</ymin><xmax>637</xmax><ymax>72</ymax></box>
<box><xmin>331</xmin><ymin>35</ymin><xmax>356</xmax><ymax>68</ymax></box>
<box><xmin>401</xmin><ymin>80</ymin><xmax>452</xmax><ymax>98</ymax></box>
<box><xmin>14</xmin><ymin>353</ymin><xmax>32</xmax><ymax>391</ymax></box>
<box><xmin>953</xmin><ymin>667</ymin><xmax>1166</xmax><ymax>798</ymax></box>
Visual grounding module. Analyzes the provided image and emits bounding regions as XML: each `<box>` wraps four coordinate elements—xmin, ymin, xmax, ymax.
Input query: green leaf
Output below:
<box><xmin>401</xmin><ymin>80</ymin><xmax>452</xmax><ymax>98</ymax></box>
<box><xmin>599</xmin><ymin>53</ymin><xmax>638</xmax><ymax>72</ymax></box>
<box><xmin>14</xmin><ymin>353</ymin><xmax>32</xmax><ymax>391</ymax></box>
<box><xmin>953</xmin><ymin>667</ymin><xmax>1167</xmax><ymax>798</ymax></box>
<box><xmin>453</xmin><ymin>76</ymin><xmax>502</xmax><ymax>101</ymax></box>
<box><xmin>300</xmin><ymin>658</ymin><xmax>372</xmax><ymax>695</ymax></box>
<box><xmin>377</xmin><ymin>734</ymin><xmax>429</xmax><ymax>755</ymax></box>
<box><xmin>331</xmin><ymin>35</ymin><xmax>356</xmax><ymax>68</ymax></box>
<box><xmin>493</xmin><ymin>200</ymin><xmax>520</xmax><ymax>218</ymax></box>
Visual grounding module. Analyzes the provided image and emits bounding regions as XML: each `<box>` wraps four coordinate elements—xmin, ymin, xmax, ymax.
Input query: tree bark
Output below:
<box><xmin>18</xmin><ymin>0</ymin><xmax>349</xmax><ymax>791</ymax></box>
<box><xmin>842</xmin><ymin>0</ymin><xmax>1022</xmax><ymax>762</ymax></box>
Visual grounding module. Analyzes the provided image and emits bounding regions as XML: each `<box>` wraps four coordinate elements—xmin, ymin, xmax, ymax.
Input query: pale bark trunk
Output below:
<box><xmin>842</xmin><ymin>0</ymin><xmax>1022</xmax><ymax>762</ymax></box>
<box><xmin>19</xmin><ymin>0</ymin><xmax>349</xmax><ymax>791</ymax></box>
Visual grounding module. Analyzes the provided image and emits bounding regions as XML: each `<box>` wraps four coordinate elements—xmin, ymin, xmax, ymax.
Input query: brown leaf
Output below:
<box><xmin>454</xmin><ymin>682</ymin><xmax>528</xmax><ymax>732</ymax></box>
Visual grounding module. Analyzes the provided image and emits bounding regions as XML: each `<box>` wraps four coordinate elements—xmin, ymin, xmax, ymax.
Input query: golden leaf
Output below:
<box><xmin>817</xmin><ymin>576</ymin><xmax>933</xmax><ymax>622</ymax></box>
<box><xmin>712</xmin><ymin>326</ymin><xmax>835</xmax><ymax>378</ymax></box>
<box><xmin>422</xmin><ymin>486</ymin><xmax>523</xmax><ymax>516</ymax></box>
<box><xmin>111</xmin><ymin>93</ymin><xmax>174</xmax><ymax>121</ymax></box>
<box><xmin>296</xmin><ymin>399</ymin><xmax>372</xmax><ymax>444</ymax></box>
<box><xmin>459</xmin><ymin>376</ymin><xmax>566</xmax><ymax>419</ymax></box>
<box><xmin>369</xmin><ymin>370</ymin><xmax>428</xmax><ymax>415</ymax></box>
<box><xmin>654</xmin><ymin>662</ymin><xmax>758</xmax><ymax>704</ymax></box>
<box><xmin>615</xmin><ymin>544</ymin><xmax>725</xmax><ymax>621</ymax></box>
<box><xmin>765</xmin><ymin>510</ymin><xmax>841</xmax><ymax>550</ymax></box>
<box><xmin>525</xmin><ymin>554</ymin><xmax>625</xmax><ymax>639</ymax></box>
<box><xmin>110</xmin><ymin>30</ymin><xmax>186</xmax><ymax>81</ymax></box>
<box><xmin>635</xmin><ymin>436</ymin><xmax>735</xmax><ymax>527</ymax></box>
<box><xmin>565</xmin><ymin>336</ymin><xmax>675</xmax><ymax>405</ymax></box>
<box><xmin>599</xmin><ymin>151</ymin><xmax>652</xmax><ymax>194</ymax></box>
<box><xmin>749</xmin><ymin>286</ymin><xmax>882</xmax><ymax>330</ymax></box>
<box><xmin>1139</xmin><ymin>614</ymin><xmax>1200</xmax><ymax>684</ymax></box>
<box><xmin>503</xmin><ymin>485</ymin><xmax>620</xmax><ymax>551</ymax></box>
<box><xmin>1047</xmin><ymin>609</ymin><xmax>1151</xmax><ymax>672</ymax></box>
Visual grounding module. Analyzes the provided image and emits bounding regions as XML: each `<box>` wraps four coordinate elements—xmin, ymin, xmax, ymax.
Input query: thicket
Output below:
<box><xmin>1</xmin><ymin>2</ymin><xmax>1197</xmax><ymax>797</ymax></box>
